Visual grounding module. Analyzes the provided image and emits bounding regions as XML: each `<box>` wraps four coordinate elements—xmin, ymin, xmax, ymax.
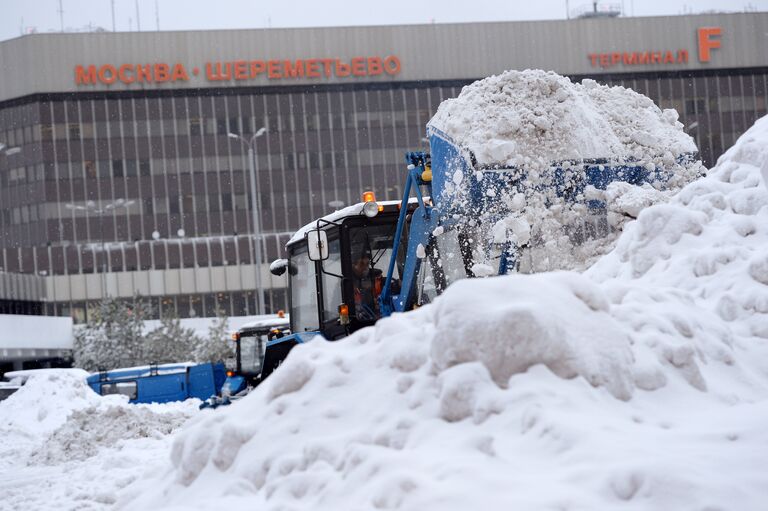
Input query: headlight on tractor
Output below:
<box><xmin>363</xmin><ymin>201</ymin><xmax>379</xmax><ymax>218</ymax></box>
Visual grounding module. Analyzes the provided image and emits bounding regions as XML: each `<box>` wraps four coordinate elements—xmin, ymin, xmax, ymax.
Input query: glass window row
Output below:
<box><xmin>0</xmin><ymin>234</ymin><xmax>291</xmax><ymax>275</ymax></box>
<box><xmin>52</xmin><ymin>288</ymin><xmax>288</xmax><ymax>324</ymax></box>
<box><xmin>12</xmin><ymin>107</ymin><xmax>429</xmax><ymax>144</ymax></box>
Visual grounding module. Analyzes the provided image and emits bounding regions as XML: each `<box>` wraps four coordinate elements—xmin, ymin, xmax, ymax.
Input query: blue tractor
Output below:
<box><xmin>200</xmin><ymin>314</ymin><xmax>291</xmax><ymax>408</ymax></box>
<box><xmin>264</xmin><ymin>126</ymin><xmax>695</xmax><ymax>380</ymax></box>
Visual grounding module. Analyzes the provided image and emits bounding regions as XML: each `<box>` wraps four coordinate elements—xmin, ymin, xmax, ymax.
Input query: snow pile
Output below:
<box><xmin>429</xmin><ymin>69</ymin><xmax>697</xmax><ymax>169</ymax></box>
<box><xmin>123</xmin><ymin>119</ymin><xmax>768</xmax><ymax>509</ymax></box>
<box><xmin>590</xmin><ymin>113</ymin><xmax>768</xmax><ymax>343</ymax></box>
<box><xmin>0</xmin><ymin>369</ymin><xmax>201</xmax><ymax>510</ymax></box>
<box><xmin>430</xmin><ymin>272</ymin><xmax>634</xmax><ymax>401</ymax></box>
<box><xmin>0</xmin><ymin>369</ymin><xmax>101</xmax><ymax>453</ymax></box>
<box><xmin>427</xmin><ymin>70</ymin><xmax>704</xmax><ymax>275</ymax></box>
<box><xmin>31</xmin><ymin>401</ymin><xmax>198</xmax><ymax>464</ymax></box>
<box><xmin>602</xmin><ymin>181</ymin><xmax>672</xmax><ymax>222</ymax></box>
<box><xmin>0</xmin><ymin>369</ymin><xmax>198</xmax><ymax>465</ymax></box>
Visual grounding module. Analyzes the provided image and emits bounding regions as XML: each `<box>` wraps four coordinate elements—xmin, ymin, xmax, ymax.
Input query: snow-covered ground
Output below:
<box><xmin>0</xmin><ymin>370</ymin><xmax>199</xmax><ymax>510</ymax></box>
<box><xmin>1</xmin><ymin>91</ymin><xmax>767</xmax><ymax>510</ymax></box>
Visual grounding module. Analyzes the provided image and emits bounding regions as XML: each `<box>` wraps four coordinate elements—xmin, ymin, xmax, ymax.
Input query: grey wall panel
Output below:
<box><xmin>132</xmin><ymin>271</ymin><xmax>151</xmax><ymax>296</ymax></box>
<box><xmin>0</xmin><ymin>13</ymin><xmax>766</xmax><ymax>103</ymax></box>
<box><xmin>179</xmin><ymin>268</ymin><xmax>196</xmax><ymax>294</ymax></box>
<box><xmin>148</xmin><ymin>270</ymin><xmax>165</xmax><ymax>295</ymax></box>
<box><xmin>0</xmin><ymin>272</ymin><xmax>47</xmax><ymax>300</ymax></box>
<box><xmin>85</xmin><ymin>274</ymin><xmax>101</xmax><ymax>299</ymax></box>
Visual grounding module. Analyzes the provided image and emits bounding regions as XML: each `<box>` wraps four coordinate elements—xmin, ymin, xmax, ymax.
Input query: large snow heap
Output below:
<box><xmin>0</xmin><ymin>369</ymin><xmax>197</xmax><ymax>464</ymax></box>
<box><xmin>428</xmin><ymin>70</ymin><xmax>705</xmax><ymax>272</ymax></box>
<box><xmin>124</xmin><ymin>116</ymin><xmax>768</xmax><ymax>509</ymax></box>
<box><xmin>429</xmin><ymin>69</ymin><xmax>697</xmax><ymax>170</ymax></box>
<box><xmin>0</xmin><ymin>370</ymin><xmax>200</xmax><ymax>509</ymax></box>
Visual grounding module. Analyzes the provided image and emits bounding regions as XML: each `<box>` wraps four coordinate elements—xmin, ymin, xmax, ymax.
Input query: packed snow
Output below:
<box><xmin>0</xmin><ymin>370</ymin><xmax>198</xmax><ymax>510</ymax></box>
<box><xmin>428</xmin><ymin>70</ymin><xmax>704</xmax><ymax>275</ymax></box>
<box><xmin>429</xmin><ymin>69</ymin><xmax>697</xmax><ymax>169</ymax></box>
<box><xmin>115</xmin><ymin>116</ymin><xmax>768</xmax><ymax>510</ymax></box>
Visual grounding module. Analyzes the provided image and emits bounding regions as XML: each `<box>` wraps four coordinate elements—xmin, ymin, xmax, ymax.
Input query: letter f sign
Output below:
<box><xmin>698</xmin><ymin>27</ymin><xmax>722</xmax><ymax>62</ymax></box>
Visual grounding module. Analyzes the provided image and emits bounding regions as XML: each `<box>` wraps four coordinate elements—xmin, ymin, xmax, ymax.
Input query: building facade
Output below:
<box><xmin>0</xmin><ymin>13</ymin><xmax>766</xmax><ymax>321</ymax></box>
<box><xmin>0</xmin><ymin>271</ymin><xmax>45</xmax><ymax>315</ymax></box>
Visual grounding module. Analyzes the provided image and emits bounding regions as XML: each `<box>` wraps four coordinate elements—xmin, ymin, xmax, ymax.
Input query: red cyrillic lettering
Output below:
<box><xmin>599</xmin><ymin>54</ymin><xmax>609</xmax><ymax>67</ymax></box>
<box><xmin>351</xmin><ymin>57</ymin><xmax>366</xmax><ymax>76</ymax></box>
<box><xmin>233</xmin><ymin>60</ymin><xmax>248</xmax><ymax>80</ymax></box>
<box><xmin>171</xmin><ymin>63</ymin><xmax>189</xmax><ymax>81</ymax></box>
<box><xmin>335</xmin><ymin>60</ymin><xmax>351</xmax><ymax>77</ymax></box>
<box><xmin>321</xmin><ymin>58</ymin><xmax>334</xmax><ymax>77</ymax></box>
<box><xmin>677</xmin><ymin>49</ymin><xmax>689</xmax><ymax>63</ymax></box>
<box><xmin>305</xmin><ymin>59</ymin><xmax>321</xmax><ymax>78</ymax></box>
<box><xmin>154</xmin><ymin>63</ymin><xmax>170</xmax><ymax>82</ymax></box>
<box><xmin>75</xmin><ymin>65</ymin><xmax>97</xmax><ymax>85</ymax></box>
<box><xmin>283</xmin><ymin>60</ymin><xmax>304</xmax><ymax>78</ymax></box>
<box><xmin>368</xmin><ymin>57</ymin><xmax>383</xmax><ymax>76</ymax></box>
<box><xmin>98</xmin><ymin>64</ymin><xmax>117</xmax><ymax>84</ymax></box>
<box><xmin>638</xmin><ymin>52</ymin><xmax>651</xmax><ymax>65</ymax></box>
<box><xmin>136</xmin><ymin>64</ymin><xmax>152</xmax><ymax>82</ymax></box>
<box><xmin>118</xmin><ymin>64</ymin><xmax>134</xmax><ymax>83</ymax></box>
<box><xmin>250</xmin><ymin>60</ymin><xmax>266</xmax><ymax>78</ymax></box>
<box><xmin>651</xmin><ymin>51</ymin><xmax>662</xmax><ymax>64</ymax></box>
<box><xmin>623</xmin><ymin>52</ymin><xmax>638</xmax><ymax>65</ymax></box>
<box><xmin>383</xmin><ymin>55</ymin><xmax>400</xmax><ymax>75</ymax></box>
<box><xmin>267</xmin><ymin>60</ymin><xmax>282</xmax><ymax>79</ymax></box>
<box><xmin>206</xmin><ymin>62</ymin><xmax>231</xmax><ymax>81</ymax></box>
<box><xmin>611</xmin><ymin>52</ymin><xmax>621</xmax><ymax>66</ymax></box>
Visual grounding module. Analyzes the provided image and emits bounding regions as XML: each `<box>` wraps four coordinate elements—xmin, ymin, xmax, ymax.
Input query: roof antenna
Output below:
<box><xmin>135</xmin><ymin>0</ymin><xmax>141</xmax><ymax>31</ymax></box>
<box><xmin>155</xmin><ymin>0</ymin><xmax>160</xmax><ymax>30</ymax></box>
<box><xmin>111</xmin><ymin>0</ymin><xmax>115</xmax><ymax>31</ymax></box>
<box><xmin>58</xmin><ymin>0</ymin><xmax>64</xmax><ymax>32</ymax></box>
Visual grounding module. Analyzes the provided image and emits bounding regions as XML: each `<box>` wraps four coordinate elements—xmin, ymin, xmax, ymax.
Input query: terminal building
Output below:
<box><xmin>0</xmin><ymin>12</ymin><xmax>766</xmax><ymax>321</ymax></box>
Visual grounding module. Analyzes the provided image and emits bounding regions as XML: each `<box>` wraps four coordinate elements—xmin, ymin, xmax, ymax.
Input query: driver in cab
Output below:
<box><xmin>351</xmin><ymin>251</ymin><xmax>383</xmax><ymax>321</ymax></box>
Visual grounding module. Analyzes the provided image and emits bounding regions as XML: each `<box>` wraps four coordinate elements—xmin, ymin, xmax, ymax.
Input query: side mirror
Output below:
<box><xmin>307</xmin><ymin>229</ymin><xmax>329</xmax><ymax>261</ymax></box>
<box><xmin>270</xmin><ymin>259</ymin><xmax>288</xmax><ymax>276</ymax></box>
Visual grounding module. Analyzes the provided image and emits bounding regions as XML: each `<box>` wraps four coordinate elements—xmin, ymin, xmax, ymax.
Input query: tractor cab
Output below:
<box><xmin>274</xmin><ymin>192</ymin><xmax>420</xmax><ymax>339</ymax></box>
<box><xmin>265</xmin><ymin>192</ymin><xmax>418</xmax><ymax>378</ymax></box>
<box><xmin>230</xmin><ymin>313</ymin><xmax>291</xmax><ymax>386</ymax></box>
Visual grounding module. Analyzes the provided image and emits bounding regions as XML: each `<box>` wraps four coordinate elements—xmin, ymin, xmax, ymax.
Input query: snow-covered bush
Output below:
<box><xmin>191</xmin><ymin>309</ymin><xmax>234</xmax><ymax>364</ymax></box>
<box><xmin>144</xmin><ymin>314</ymin><xmax>201</xmax><ymax>364</ymax></box>
<box><xmin>74</xmin><ymin>297</ymin><xmax>150</xmax><ymax>371</ymax></box>
<box><xmin>74</xmin><ymin>296</ymin><xmax>234</xmax><ymax>370</ymax></box>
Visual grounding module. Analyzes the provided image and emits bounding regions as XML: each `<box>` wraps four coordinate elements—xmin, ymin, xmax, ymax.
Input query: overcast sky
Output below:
<box><xmin>1</xmin><ymin>0</ymin><xmax>765</xmax><ymax>41</ymax></box>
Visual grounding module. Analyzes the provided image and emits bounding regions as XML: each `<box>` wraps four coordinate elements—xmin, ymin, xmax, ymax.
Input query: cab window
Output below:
<box><xmin>346</xmin><ymin>223</ymin><xmax>400</xmax><ymax>323</ymax></box>
<box><xmin>239</xmin><ymin>333</ymin><xmax>266</xmax><ymax>374</ymax></box>
<box><xmin>289</xmin><ymin>244</ymin><xmax>319</xmax><ymax>332</ymax></box>
<box><xmin>321</xmin><ymin>235</ymin><xmax>343</xmax><ymax>326</ymax></box>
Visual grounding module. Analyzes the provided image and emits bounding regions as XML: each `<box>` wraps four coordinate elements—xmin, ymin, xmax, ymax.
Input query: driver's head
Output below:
<box><xmin>352</xmin><ymin>254</ymin><xmax>371</xmax><ymax>277</ymax></box>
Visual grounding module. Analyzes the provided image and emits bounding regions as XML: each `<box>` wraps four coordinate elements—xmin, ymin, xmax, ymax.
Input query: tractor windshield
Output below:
<box><xmin>239</xmin><ymin>333</ymin><xmax>266</xmax><ymax>375</ymax></box>
<box><xmin>346</xmin><ymin>222</ymin><xmax>401</xmax><ymax>324</ymax></box>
